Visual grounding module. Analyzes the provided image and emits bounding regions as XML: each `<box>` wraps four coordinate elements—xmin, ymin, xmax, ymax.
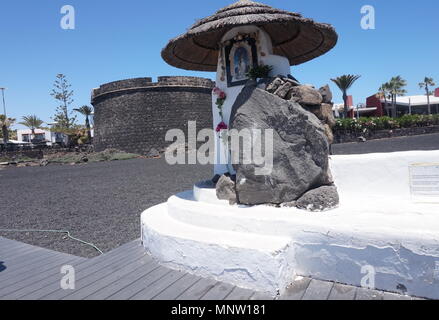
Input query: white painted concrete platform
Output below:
<box><xmin>141</xmin><ymin>151</ymin><xmax>439</xmax><ymax>299</ymax></box>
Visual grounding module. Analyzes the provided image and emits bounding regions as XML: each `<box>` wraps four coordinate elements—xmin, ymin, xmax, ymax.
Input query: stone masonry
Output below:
<box><xmin>91</xmin><ymin>76</ymin><xmax>215</xmax><ymax>155</ymax></box>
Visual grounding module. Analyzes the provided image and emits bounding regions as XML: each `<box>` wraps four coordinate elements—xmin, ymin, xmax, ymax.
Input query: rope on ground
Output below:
<box><xmin>0</xmin><ymin>229</ymin><xmax>104</xmax><ymax>255</ymax></box>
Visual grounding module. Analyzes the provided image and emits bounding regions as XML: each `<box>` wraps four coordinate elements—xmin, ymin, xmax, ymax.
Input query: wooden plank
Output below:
<box><xmin>153</xmin><ymin>273</ymin><xmax>202</xmax><ymax>300</ymax></box>
<box><xmin>177</xmin><ymin>278</ymin><xmax>217</xmax><ymax>300</ymax></box>
<box><xmin>301</xmin><ymin>279</ymin><xmax>334</xmax><ymax>300</ymax></box>
<box><xmin>355</xmin><ymin>287</ymin><xmax>383</xmax><ymax>300</ymax></box>
<box><xmin>0</xmin><ymin>238</ymin><xmax>46</xmax><ymax>254</ymax></box>
<box><xmin>130</xmin><ymin>270</ymin><xmax>186</xmax><ymax>300</ymax></box>
<box><xmin>280</xmin><ymin>277</ymin><xmax>311</xmax><ymax>300</ymax></box>
<box><xmin>0</xmin><ymin>251</ymin><xmax>83</xmax><ymax>290</ymax></box>
<box><xmin>201</xmin><ymin>282</ymin><xmax>236</xmax><ymax>300</ymax></box>
<box><xmin>35</xmin><ymin>244</ymin><xmax>145</xmax><ymax>300</ymax></box>
<box><xmin>97</xmin><ymin>240</ymin><xmax>142</xmax><ymax>259</ymax></box>
<box><xmin>328</xmin><ymin>283</ymin><xmax>357</xmax><ymax>300</ymax></box>
<box><xmin>42</xmin><ymin>245</ymin><xmax>148</xmax><ymax>300</ymax></box>
<box><xmin>62</xmin><ymin>254</ymin><xmax>153</xmax><ymax>300</ymax></box>
<box><xmin>0</xmin><ymin>236</ymin><xmax>31</xmax><ymax>249</ymax></box>
<box><xmin>0</xmin><ymin>250</ymin><xmax>59</xmax><ymax>279</ymax></box>
<box><xmin>0</xmin><ymin>247</ymin><xmax>58</xmax><ymax>275</ymax></box>
<box><xmin>0</xmin><ymin>257</ymin><xmax>84</xmax><ymax>299</ymax></box>
<box><xmin>224</xmin><ymin>286</ymin><xmax>255</xmax><ymax>300</ymax></box>
<box><xmin>84</xmin><ymin>262</ymin><xmax>161</xmax><ymax>300</ymax></box>
<box><xmin>0</xmin><ymin>238</ymin><xmax>32</xmax><ymax>257</ymax></box>
<box><xmin>12</xmin><ymin>244</ymin><xmax>140</xmax><ymax>300</ymax></box>
<box><xmin>107</xmin><ymin>267</ymin><xmax>172</xmax><ymax>300</ymax></box>
<box><xmin>0</xmin><ymin>249</ymin><xmax>67</xmax><ymax>279</ymax></box>
<box><xmin>0</xmin><ymin>236</ymin><xmax>28</xmax><ymax>247</ymax></box>
<box><xmin>1</xmin><ymin>244</ymin><xmax>44</xmax><ymax>262</ymax></box>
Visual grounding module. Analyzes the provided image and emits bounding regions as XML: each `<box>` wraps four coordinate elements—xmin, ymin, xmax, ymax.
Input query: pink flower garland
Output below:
<box><xmin>213</xmin><ymin>87</ymin><xmax>227</xmax><ymax>130</ymax></box>
<box><xmin>215</xmin><ymin>121</ymin><xmax>228</xmax><ymax>132</ymax></box>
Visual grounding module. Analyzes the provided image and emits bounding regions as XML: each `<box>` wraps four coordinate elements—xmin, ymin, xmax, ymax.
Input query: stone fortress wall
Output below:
<box><xmin>91</xmin><ymin>76</ymin><xmax>215</xmax><ymax>155</ymax></box>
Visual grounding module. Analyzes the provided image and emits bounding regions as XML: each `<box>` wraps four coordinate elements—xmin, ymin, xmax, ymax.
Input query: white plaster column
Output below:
<box><xmin>212</xmin><ymin>26</ymin><xmax>291</xmax><ymax>176</ymax></box>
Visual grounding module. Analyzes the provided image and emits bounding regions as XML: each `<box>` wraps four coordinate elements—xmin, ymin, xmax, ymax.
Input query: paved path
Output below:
<box><xmin>333</xmin><ymin>132</ymin><xmax>439</xmax><ymax>155</ymax></box>
<box><xmin>0</xmin><ymin>237</ymin><xmax>423</xmax><ymax>300</ymax></box>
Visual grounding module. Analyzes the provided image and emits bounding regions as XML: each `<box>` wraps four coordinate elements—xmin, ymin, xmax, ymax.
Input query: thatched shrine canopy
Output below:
<box><xmin>162</xmin><ymin>0</ymin><xmax>338</xmax><ymax>71</ymax></box>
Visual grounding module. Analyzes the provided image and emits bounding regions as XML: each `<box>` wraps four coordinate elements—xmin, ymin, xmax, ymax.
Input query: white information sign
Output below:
<box><xmin>409</xmin><ymin>163</ymin><xmax>439</xmax><ymax>203</ymax></box>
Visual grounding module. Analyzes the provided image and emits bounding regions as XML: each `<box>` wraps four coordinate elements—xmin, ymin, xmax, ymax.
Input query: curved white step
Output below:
<box><xmin>141</xmin><ymin>204</ymin><xmax>294</xmax><ymax>296</ymax></box>
<box><xmin>141</xmin><ymin>150</ymin><xmax>439</xmax><ymax>299</ymax></box>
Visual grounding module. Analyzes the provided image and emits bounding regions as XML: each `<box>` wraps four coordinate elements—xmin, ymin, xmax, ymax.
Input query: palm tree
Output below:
<box><xmin>331</xmin><ymin>75</ymin><xmax>361</xmax><ymax>118</ymax></box>
<box><xmin>377</xmin><ymin>83</ymin><xmax>391</xmax><ymax>116</ymax></box>
<box><xmin>0</xmin><ymin>115</ymin><xmax>15</xmax><ymax>143</ymax></box>
<box><xmin>388</xmin><ymin>76</ymin><xmax>407</xmax><ymax>118</ymax></box>
<box><xmin>74</xmin><ymin>105</ymin><xmax>93</xmax><ymax>142</ymax></box>
<box><xmin>419</xmin><ymin>77</ymin><xmax>435</xmax><ymax>115</ymax></box>
<box><xmin>19</xmin><ymin>115</ymin><xmax>44</xmax><ymax>140</ymax></box>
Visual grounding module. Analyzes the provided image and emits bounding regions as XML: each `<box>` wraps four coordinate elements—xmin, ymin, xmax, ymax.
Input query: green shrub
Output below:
<box><xmin>246</xmin><ymin>65</ymin><xmax>273</xmax><ymax>80</ymax></box>
<box><xmin>334</xmin><ymin>114</ymin><xmax>439</xmax><ymax>134</ymax></box>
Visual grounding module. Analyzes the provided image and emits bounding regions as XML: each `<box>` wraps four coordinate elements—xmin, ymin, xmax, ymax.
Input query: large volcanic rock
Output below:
<box><xmin>230</xmin><ymin>82</ymin><xmax>333</xmax><ymax>205</ymax></box>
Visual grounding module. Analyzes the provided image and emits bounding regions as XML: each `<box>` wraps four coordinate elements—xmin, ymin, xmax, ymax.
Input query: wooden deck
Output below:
<box><xmin>0</xmin><ymin>237</ymin><xmax>423</xmax><ymax>300</ymax></box>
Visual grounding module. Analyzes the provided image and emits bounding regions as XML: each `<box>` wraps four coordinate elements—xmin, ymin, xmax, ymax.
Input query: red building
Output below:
<box><xmin>365</xmin><ymin>88</ymin><xmax>439</xmax><ymax>117</ymax></box>
<box><xmin>365</xmin><ymin>95</ymin><xmax>385</xmax><ymax>117</ymax></box>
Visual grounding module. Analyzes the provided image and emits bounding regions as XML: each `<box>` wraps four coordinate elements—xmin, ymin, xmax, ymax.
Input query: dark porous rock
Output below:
<box><xmin>274</xmin><ymin>82</ymin><xmax>294</xmax><ymax>99</ymax></box>
<box><xmin>216</xmin><ymin>175</ymin><xmax>237</xmax><ymax>205</ymax></box>
<box><xmin>319</xmin><ymin>85</ymin><xmax>333</xmax><ymax>104</ymax></box>
<box><xmin>289</xmin><ymin>85</ymin><xmax>323</xmax><ymax>106</ymax></box>
<box><xmin>321</xmin><ymin>104</ymin><xmax>336</xmax><ymax>128</ymax></box>
<box><xmin>212</xmin><ymin>174</ymin><xmax>222</xmax><ymax>184</ymax></box>
<box><xmin>296</xmin><ymin>185</ymin><xmax>340</xmax><ymax>212</ymax></box>
<box><xmin>305</xmin><ymin>104</ymin><xmax>335</xmax><ymax>127</ymax></box>
<box><xmin>266</xmin><ymin>77</ymin><xmax>285</xmax><ymax>93</ymax></box>
<box><xmin>230</xmin><ymin>83</ymin><xmax>332</xmax><ymax>205</ymax></box>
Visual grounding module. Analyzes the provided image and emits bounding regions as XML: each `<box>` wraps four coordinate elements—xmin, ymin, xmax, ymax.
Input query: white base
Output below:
<box><xmin>141</xmin><ymin>151</ymin><xmax>439</xmax><ymax>299</ymax></box>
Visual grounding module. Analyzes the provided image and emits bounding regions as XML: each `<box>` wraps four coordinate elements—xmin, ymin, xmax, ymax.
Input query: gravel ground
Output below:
<box><xmin>0</xmin><ymin>159</ymin><xmax>212</xmax><ymax>257</ymax></box>
<box><xmin>1</xmin><ymin>133</ymin><xmax>438</xmax><ymax>258</ymax></box>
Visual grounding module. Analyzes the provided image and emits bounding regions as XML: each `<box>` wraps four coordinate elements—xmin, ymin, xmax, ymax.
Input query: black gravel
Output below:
<box><xmin>1</xmin><ymin>133</ymin><xmax>438</xmax><ymax>258</ymax></box>
<box><xmin>0</xmin><ymin>159</ymin><xmax>212</xmax><ymax>257</ymax></box>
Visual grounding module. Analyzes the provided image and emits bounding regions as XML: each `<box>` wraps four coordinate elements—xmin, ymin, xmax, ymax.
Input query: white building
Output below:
<box><xmin>16</xmin><ymin>129</ymin><xmax>68</xmax><ymax>146</ymax></box>
<box><xmin>382</xmin><ymin>95</ymin><xmax>439</xmax><ymax>115</ymax></box>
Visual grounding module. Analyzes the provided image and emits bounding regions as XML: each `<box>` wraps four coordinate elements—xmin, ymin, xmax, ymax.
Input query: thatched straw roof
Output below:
<box><xmin>162</xmin><ymin>0</ymin><xmax>338</xmax><ymax>72</ymax></box>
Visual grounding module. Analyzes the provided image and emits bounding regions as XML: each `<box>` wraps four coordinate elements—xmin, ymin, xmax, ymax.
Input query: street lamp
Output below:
<box><xmin>0</xmin><ymin>87</ymin><xmax>8</xmax><ymax>146</ymax></box>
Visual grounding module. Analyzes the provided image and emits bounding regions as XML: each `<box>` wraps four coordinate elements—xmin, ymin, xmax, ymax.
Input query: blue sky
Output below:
<box><xmin>0</xmin><ymin>0</ymin><xmax>438</xmax><ymax>129</ymax></box>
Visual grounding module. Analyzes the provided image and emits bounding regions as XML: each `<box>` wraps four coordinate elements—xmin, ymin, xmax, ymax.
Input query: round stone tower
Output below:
<box><xmin>91</xmin><ymin>76</ymin><xmax>215</xmax><ymax>155</ymax></box>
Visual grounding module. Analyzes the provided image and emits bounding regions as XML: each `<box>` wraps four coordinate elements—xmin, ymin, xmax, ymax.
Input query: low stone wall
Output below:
<box><xmin>334</xmin><ymin>125</ymin><xmax>439</xmax><ymax>144</ymax></box>
<box><xmin>0</xmin><ymin>150</ymin><xmax>44</xmax><ymax>160</ymax></box>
